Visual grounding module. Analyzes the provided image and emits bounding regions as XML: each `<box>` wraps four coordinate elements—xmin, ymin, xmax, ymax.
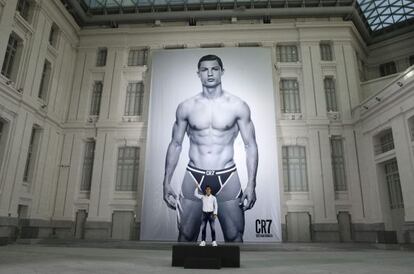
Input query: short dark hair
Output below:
<box><xmin>197</xmin><ymin>55</ymin><xmax>224</xmax><ymax>70</ymax></box>
<box><xmin>205</xmin><ymin>185</ymin><xmax>211</xmax><ymax>190</ymax></box>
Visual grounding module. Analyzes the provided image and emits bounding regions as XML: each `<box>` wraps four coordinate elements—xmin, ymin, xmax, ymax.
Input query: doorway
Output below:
<box><xmin>337</xmin><ymin>212</ymin><xmax>352</xmax><ymax>242</ymax></box>
<box><xmin>74</xmin><ymin>210</ymin><xmax>87</xmax><ymax>239</ymax></box>
<box><xmin>286</xmin><ymin>212</ymin><xmax>311</xmax><ymax>242</ymax></box>
<box><xmin>383</xmin><ymin>159</ymin><xmax>405</xmax><ymax>243</ymax></box>
<box><xmin>111</xmin><ymin>211</ymin><xmax>135</xmax><ymax>240</ymax></box>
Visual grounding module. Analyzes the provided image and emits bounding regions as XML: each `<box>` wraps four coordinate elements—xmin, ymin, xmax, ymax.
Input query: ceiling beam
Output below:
<box><xmin>65</xmin><ymin>0</ymin><xmax>371</xmax><ymax>41</ymax></box>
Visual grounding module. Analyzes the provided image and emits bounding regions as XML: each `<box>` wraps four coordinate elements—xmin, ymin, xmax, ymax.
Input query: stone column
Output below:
<box><xmin>308</xmin><ymin>127</ymin><xmax>338</xmax><ymax>241</ymax></box>
<box><xmin>392</xmin><ymin>116</ymin><xmax>414</xmax><ymax>221</ymax></box>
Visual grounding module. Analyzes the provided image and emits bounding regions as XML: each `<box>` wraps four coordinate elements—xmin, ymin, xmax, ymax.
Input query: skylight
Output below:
<box><xmin>76</xmin><ymin>0</ymin><xmax>414</xmax><ymax>32</ymax></box>
<box><xmin>358</xmin><ymin>0</ymin><xmax>414</xmax><ymax>31</ymax></box>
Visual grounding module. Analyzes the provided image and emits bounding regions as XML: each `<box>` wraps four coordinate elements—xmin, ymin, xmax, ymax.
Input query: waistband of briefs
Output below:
<box><xmin>186</xmin><ymin>164</ymin><xmax>237</xmax><ymax>175</ymax></box>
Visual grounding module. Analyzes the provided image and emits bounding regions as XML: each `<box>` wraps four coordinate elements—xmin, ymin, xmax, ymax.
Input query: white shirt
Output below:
<box><xmin>194</xmin><ymin>189</ymin><xmax>218</xmax><ymax>215</ymax></box>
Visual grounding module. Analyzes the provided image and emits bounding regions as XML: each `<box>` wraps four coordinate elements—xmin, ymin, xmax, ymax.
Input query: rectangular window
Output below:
<box><xmin>200</xmin><ymin>43</ymin><xmax>223</xmax><ymax>48</ymax></box>
<box><xmin>238</xmin><ymin>42</ymin><xmax>261</xmax><ymax>47</ymax></box>
<box><xmin>280</xmin><ymin>79</ymin><xmax>301</xmax><ymax>113</ymax></box>
<box><xmin>379</xmin><ymin>61</ymin><xmax>397</xmax><ymax>77</ymax></box>
<box><xmin>379</xmin><ymin>130</ymin><xmax>394</xmax><ymax>152</ymax></box>
<box><xmin>320</xmin><ymin>42</ymin><xmax>333</xmax><ymax>61</ymax></box>
<box><xmin>124</xmin><ymin>82</ymin><xmax>144</xmax><ymax>116</ymax></box>
<box><xmin>38</xmin><ymin>60</ymin><xmax>52</xmax><ymax>101</ymax></box>
<box><xmin>276</xmin><ymin>45</ymin><xmax>298</xmax><ymax>62</ymax></box>
<box><xmin>23</xmin><ymin>127</ymin><xmax>40</xmax><ymax>183</ymax></box>
<box><xmin>0</xmin><ymin>119</ymin><xmax>7</xmax><ymax>157</ymax></box>
<box><xmin>48</xmin><ymin>24</ymin><xmax>59</xmax><ymax>48</ymax></box>
<box><xmin>380</xmin><ymin>129</ymin><xmax>394</xmax><ymax>154</ymax></box>
<box><xmin>16</xmin><ymin>0</ymin><xmax>32</xmax><ymax>22</ymax></box>
<box><xmin>324</xmin><ymin>77</ymin><xmax>338</xmax><ymax>112</ymax></box>
<box><xmin>331</xmin><ymin>136</ymin><xmax>347</xmax><ymax>191</ymax></box>
<box><xmin>80</xmin><ymin>140</ymin><xmax>95</xmax><ymax>191</ymax></box>
<box><xmin>0</xmin><ymin>120</ymin><xmax>4</xmax><ymax>143</ymax></box>
<box><xmin>410</xmin><ymin>55</ymin><xmax>414</xmax><ymax>66</ymax></box>
<box><xmin>115</xmin><ymin>147</ymin><xmax>140</xmax><ymax>191</ymax></box>
<box><xmin>96</xmin><ymin>48</ymin><xmax>107</xmax><ymax>67</ymax></box>
<box><xmin>90</xmin><ymin>81</ymin><xmax>103</xmax><ymax>116</ymax></box>
<box><xmin>408</xmin><ymin>116</ymin><xmax>414</xmax><ymax>141</ymax></box>
<box><xmin>374</xmin><ymin>129</ymin><xmax>394</xmax><ymax>155</ymax></box>
<box><xmin>127</xmin><ymin>49</ymin><xmax>147</xmax><ymax>66</ymax></box>
<box><xmin>282</xmin><ymin>146</ymin><xmax>308</xmax><ymax>192</ymax></box>
<box><xmin>1</xmin><ymin>33</ymin><xmax>23</xmax><ymax>81</ymax></box>
<box><xmin>384</xmin><ymin>159</ymin><xmax>404</xmax><ymax>209</ymax></box>
<box><xmin>0</xmin><ymin>120</ymin><xmax>6</xmax><ymax>165</ymax></box>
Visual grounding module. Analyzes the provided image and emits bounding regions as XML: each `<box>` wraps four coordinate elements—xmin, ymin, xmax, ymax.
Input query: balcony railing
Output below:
<box><xmin>374</xmin><ymin>139</ymin><xmax>395</xmax><ymax>155</ymax></box>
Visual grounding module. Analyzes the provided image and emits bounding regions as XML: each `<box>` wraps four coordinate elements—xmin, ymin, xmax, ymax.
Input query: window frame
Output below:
<box><xmin>96</xmin><ymin>47</ymin><xmax>108</xmax><ymax>67</ymax></box>
<box><xmin>384</xmin><ymin>159</ymin><xmax>404</xmax><ymax>209</ymax></box>
<box><xmin>330</xmin><ymin>136</ymin><xmax>347</xmax><ymax>191</ymax></box>
<box><xmin>276</xmin><ymin>44</ymin><xmax>299</xmax><ymax>63</ymax></box>
<box><xmin>80</xmin><ymin>140</ymin><xmax>96</xmax><ymax>191</ymax></box>
<box><xmin>38</xmin><ymin>59</ymin><xmax>52</xmax><ymax>101</ymax></box>
<box><xmin>23</xmin><ymin>126</ymin><xmax>41</xmax><ymax>183</ymax></box>
<box><xmin>279</xmin><ymin>78</ymin><xmax>301</xmax><ymax>114</ymax></box>
<box><xmin>127</xmin><ymin>48</ymin><xmax>148</xmax><ymax>66</ymax></box>
<box><xmin>16</xmin><ymin>0</ymin><xmax>33</xmax><ymax>22</ymax></box>
<box><xmin>320</xmin><ymin>42</ymin><xmax>334</xmax><ymax>61</ymax></box>
<box><xmin>89</xmin><ymin>81</ymin><xmax>103</xmax><ymax>116</ymax></box>
<box><xmin>374</xmin><ymin>128</ymin><xmax>395</xmax><ymax>155</ymax></box>
<box><xmin>409</xmin><ymin>55</ymin><xmax>414</xmax><ymax>67</ymax></box>
<box><xmin>324</xmin><ymin>77</ymin><xmax>338</xmax><ymax>112</ymax></box>
<box><xmin>1</xmin><ymin>32</ymin><xmax>24</xmax><ymax>82</ymax></box>
<box><xmin>124</xmin><ymin>82</ymin><xmax>144</xmax><ymax>117</ymax></box>
<box><xmin>0</xmin><ymin>118</ymin><xmax>9</xmax><ymax>172</ymax></box>
<box><xmin>115</xmin><ymin>146</ymin><xmax>140</xmax><ymax>191</ymax></box>
<box><xmin>48</xmin><ymin>23</ymin><xmax>59</xmax><ymax>48</ymax></box>
<box><xmin>379</xmin><ymin>129</ymin><xmax>394</xmax><ymax>154</ymax></box>
<box><xmin>282</xmin><ymin>145</ymin><xmax>308</xmax><ymax>192</ymax></box>
<box><xmin>379</xmin><ymin>61</ymin><xmax>397</xmax><ymax>77</ymax></box>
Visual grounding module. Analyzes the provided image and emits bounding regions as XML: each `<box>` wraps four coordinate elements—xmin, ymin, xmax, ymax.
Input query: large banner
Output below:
<box><xmin>141</xmin><ymin>48</ymin><xmax>281</xmax><ymax>242</ymax></box>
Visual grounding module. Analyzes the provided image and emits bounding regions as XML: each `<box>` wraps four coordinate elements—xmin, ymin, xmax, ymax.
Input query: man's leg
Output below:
<box><xmin>208</xmin><ymin>213</ymin><xmax>216</xmax><ymax>241</ymax></box>
<box><xmin>217</xmin><ymin>199</ymin><xmax>244</xmax><ymax>242</ymax></box>
<box><xmin>216</xmin><ymin>171</ymin><xmax>245</xmax><ymax>242</ymax></box>
<box><xmin>201</xmin><ymin>212</ymin><xmax>208</xmax><ymax>241</ymax></box>
<box><xmin>177</xmin><ymin>197</ymin><xmax>202</xmax><ymax>242</ymax></box>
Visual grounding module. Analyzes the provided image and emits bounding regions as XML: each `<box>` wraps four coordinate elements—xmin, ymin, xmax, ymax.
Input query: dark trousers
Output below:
<box><xmin>201</xmin><ymin>211</ymin><xmax>216</xmax><ymax>241</ymax></box>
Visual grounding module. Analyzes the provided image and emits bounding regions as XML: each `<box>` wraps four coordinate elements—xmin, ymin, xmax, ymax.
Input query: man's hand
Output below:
<box><xmin>240</xmin><ymin>185</ymin><xmax>256</xmax><ymax>211</ymax></box>
<box><xmin>163</xmin><ymin>184</ymin><xmax>177</xmax><ymax>210</ymax></box>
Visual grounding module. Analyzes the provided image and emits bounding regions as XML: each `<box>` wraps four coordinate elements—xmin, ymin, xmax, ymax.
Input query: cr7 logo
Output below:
<box><xmin>255</xmin><ymin>219</ymin><xmax>272</xmax><ymax>234</ymax></box>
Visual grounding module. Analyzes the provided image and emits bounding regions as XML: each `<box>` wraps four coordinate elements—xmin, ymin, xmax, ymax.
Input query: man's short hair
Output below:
<box><xmin>197</xmin><ymin>55</ymin><xmax>224</xmax><ymax>70</ymax></box>
<box><xmin>205</xmin><ymin>185</ymin><xmax>211</xmax><ymax>190</ymax></box>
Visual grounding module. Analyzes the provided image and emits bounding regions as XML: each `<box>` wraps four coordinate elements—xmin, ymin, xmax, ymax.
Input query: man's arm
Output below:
<box><xmin>194</xmin><ymin>188</ymin><xmax>203</xmax><ymax>199</ymax></box>
<box><xmin>163</xmin><ymin>103</ymin><xmax>188</xmax><ymax>209</ymax></box>
<box><xmin>236</xmin><ymin>101</ymin><xmax>258</xmax><ymax>211</ymax></box>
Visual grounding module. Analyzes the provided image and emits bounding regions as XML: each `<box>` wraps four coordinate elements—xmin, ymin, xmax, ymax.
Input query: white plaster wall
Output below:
<box><xmin>0</xmin><ymin>0</ymin><xmax>413</xmax><ymax>240</ymax></box>
<box><xmin>0</xmin><ymin>0</ymin><xmax>78</xmax><ymax>219</ymax></box>
<box><xmin>355</xmin><ymin>66</ymin><xmax>414</xmax><ymax>225</ymax></box>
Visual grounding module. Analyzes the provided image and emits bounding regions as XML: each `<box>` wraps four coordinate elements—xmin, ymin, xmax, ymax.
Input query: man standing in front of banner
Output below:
<box><xmin>194</xmin><ymin>185</ymin><xmax>218</xmax><ymax>246</ymax></box>
<box><xmin>162</xmin><ymin>54</ymin><xmax>258</xmax><ymax>242</ymax></box>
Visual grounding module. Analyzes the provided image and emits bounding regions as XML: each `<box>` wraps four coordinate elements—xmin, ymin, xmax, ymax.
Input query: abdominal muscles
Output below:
<box><xmin>188</xmin><ymin>126</ymin><xmax>238</xmax><ymax>170</ymax></box>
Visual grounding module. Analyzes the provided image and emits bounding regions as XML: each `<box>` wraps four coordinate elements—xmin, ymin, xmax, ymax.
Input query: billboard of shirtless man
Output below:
<box><xmin>162</xmin><ymin>55</ymin><xmax>258</xmax><ymax>242</ymax></box>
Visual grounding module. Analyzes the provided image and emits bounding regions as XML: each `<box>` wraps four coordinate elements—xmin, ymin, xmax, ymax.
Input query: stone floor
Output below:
<box><xmin>0</xmin><ymin>243</ymin><xmax>413</xmax><ymax>274</ymax></box>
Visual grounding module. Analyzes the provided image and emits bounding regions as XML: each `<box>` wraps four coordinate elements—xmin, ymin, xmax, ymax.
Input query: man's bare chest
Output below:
<box><xmin>187</xmin><ymin>104</ymin><xmax>238</xmax><ymax>131</ymax></box>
